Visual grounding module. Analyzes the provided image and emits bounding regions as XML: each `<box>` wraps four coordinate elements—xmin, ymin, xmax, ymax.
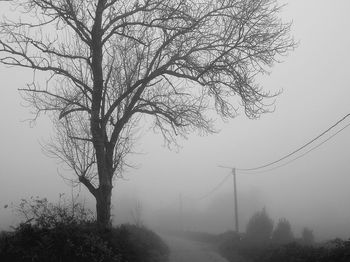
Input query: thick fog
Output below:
<box><xmin>1</xmin><ymin>0</ymin><xmax>350</xmax><ymax>242</ymax></box>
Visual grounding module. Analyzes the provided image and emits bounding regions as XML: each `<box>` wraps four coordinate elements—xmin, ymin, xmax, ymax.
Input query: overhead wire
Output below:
<box><xmin>187</xmin><ymin>113</ymin><xmax>350</xmax><ymax>200</ymax></box>
<box><xmin>153</xmin><ymin>173</ymin><xmax>232</xmax><ymax>212</ymax></box>
<box><xmin>155</xmin><ymin>113</ymin><xmax>350</xmax><ymax>208</ymax></box>
<box><xmin>239</xmin><ymin>121</ymin><xmax>350</xmax><ymax>174</ymax></box>
<box><xmin>236</xmin><ymin>113</ymin><xmax>350</xmax><ymax>172</ymax></box>
<box><xmin>193</xmin><ymin>173</ymin><xmax>231</xmax><ymax>201</ymax></box>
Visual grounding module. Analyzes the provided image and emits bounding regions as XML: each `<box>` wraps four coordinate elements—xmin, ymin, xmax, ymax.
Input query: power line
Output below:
<box><xmin>155</xmin><ymin>113</ymin><xmax>350</xmax><ymax>212</ymax></box>
<box><xmin>194</xmin><ymin>173</ymin><xmax>231</xmax><ymax>200</ymax></box>
<box><xmin>153</xmin><ymin>173</ymin><xmax>231</xmax><ymax>212</ymax></box>
<box><xmin>236</xmin><ymin>113</ymin><xmax>350</xmax><ymax>172</ymax></box>
<box><xmin>239</xmin><ymin>121</ymin><xmax>350</xmax><ymax>174</ymax></box>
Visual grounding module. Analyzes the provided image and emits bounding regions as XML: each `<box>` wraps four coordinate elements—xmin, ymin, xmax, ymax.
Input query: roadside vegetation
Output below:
<box><xmin>218</xmin><ymin>231</ymin><xmax>350</xmax><ymax>262</ymax></box>
<box><xmin>180</xmin><ymin>208</ymin><xmax>350</xmax><ymax>262</ymax></box>
<box><xmin>0</xmin><ymin>196</ymin><xmax>169</xmax><ymax>262</ymax></box>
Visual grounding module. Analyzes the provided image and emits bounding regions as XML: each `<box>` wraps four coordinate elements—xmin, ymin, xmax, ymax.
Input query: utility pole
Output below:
<box><xmin>218</xmin><ymin>165</ymin><xmax>240</xmax><ymax>233</ymax></box>
<box><xmin>232</xmin><ymin>168</ymin><xmax>239</xmax><ymax>233</ymax></box>
<box><xmin>179</xmin><ymin>193</ymin><xmax>183</xmax><ymax>231</ymax></box>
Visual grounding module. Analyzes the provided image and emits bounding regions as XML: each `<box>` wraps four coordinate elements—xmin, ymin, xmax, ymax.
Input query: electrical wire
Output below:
<box><xmin>236</xmin><ymin>113</ymin><xmax>350</xmax><ymax>172</ymax></box>
<box><xmin>239</xmin><ymin>121</ymin><xmax>350</xmax><ymax>174</ymax></box>
<box><xmin>156</xmin><ymin>113</ymin><xmax>350</xmax><ymax>208</ymax></box>
<box><xmin>194</xmin><ymin>173</ymin><xmax>231</xmax><ymax>200</ymax></box>
<box><xmin>153</xmin><ymin>173</ymin><xmax>231</xmax><ymax>212</ymax></box>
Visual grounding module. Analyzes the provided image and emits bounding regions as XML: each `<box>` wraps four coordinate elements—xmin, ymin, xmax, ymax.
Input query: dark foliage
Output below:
<box><xmin>101</xmin><ymin>224</ymin><xmax>169</xmax><ymax>262</ymax></box>
<box><xmin>218</xmin><ymin>236</ymin><xmax>350</xmax><ymax>262</ymax></box>
<box><xmin>0</xmin><ymin>223</ymin><xmax>115</xmax><ymax>262</ymax></box>
<box><xmin>301</xmin><ymin>227</ymin><xmax>314</xmax><ymax>245</ymax></box>
<box><xmin>258</xmin><ymin>239</ymin><xmax>350</xmax><ymax>262</ymax></box>
<box><xmin>219</xmin><ymin>236</ymin><xmax>267</xmax><ymax>262</ymax></box>
<box><xmin>0</xmin><ymin>197</ymin><xmax>169</xmax><ymax>262</ymax></box>
<box><xmin>13</xmin><ymin>196</ymin><xmax>95</xmax><ymax>227</ymax></box>
<box><xmin>271</xmin><ymin>218</ymin><xmax>294</xmax><ymax>245</ymax></box>
<box><xmin>245</xmin><ymin>208</ymin><xmax>274</xmax><ymax>246</ymax></box>
<box><xmin>170</xmin><ymin>226</ymin><xmax>350</xmax><ymax>262</ymax></box>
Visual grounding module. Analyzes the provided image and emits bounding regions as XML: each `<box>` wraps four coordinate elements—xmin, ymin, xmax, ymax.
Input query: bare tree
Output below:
<box><xmin>131</xmin><ymin>199</ymin><xmax>143</xmax><ymax>227</ymax></box>
<box><xmin>0</xmin><ymin>0</ymin><xmax>295</xmax><ymax>228</ymax></box>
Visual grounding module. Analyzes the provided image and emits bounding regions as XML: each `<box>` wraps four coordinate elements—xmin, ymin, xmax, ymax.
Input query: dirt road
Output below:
<box><xmin>160</xmin><ymin>234</ymin><xmax>229</xmax><ymax>262</ymax></box>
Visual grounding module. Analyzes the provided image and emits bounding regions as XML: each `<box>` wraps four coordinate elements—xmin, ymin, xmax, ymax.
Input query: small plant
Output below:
<box><xmin>14</xmin><ymin>194</ymin><xmax>94</xmax><ymax>228</ymax></box>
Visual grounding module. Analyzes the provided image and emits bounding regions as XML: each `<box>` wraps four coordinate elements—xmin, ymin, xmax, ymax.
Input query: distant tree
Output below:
<box><xmin>246</xmin><ymin>208</ymin><xmax>273</xmax><ymax>245</ymax></box>
<box><xmin>0</xmin><ymin>0</ymin><xmax>295</xmax><ymax>228</ymax></box>
<box><xmin>302</xmin><ymin>227</ymin><xmax>314</xmax><ymax>245</ymax></box>
<box><xmin>271</xmin><ymin>218</ymin><xmax>294</xmax><ymax>245</ymax></box>
<box><xmin>131</xmin><ymin>199</ymin><xmax>143</xmax><ymax>227</ymax></box>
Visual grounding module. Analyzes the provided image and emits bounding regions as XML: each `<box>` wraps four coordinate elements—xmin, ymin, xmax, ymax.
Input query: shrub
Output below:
<box><xmin>245</xmin><ymin>208</ymin><xmax>273</xmax><ymax>246</ymax></box>
<box><xmin>258</xmin><ymin>239</ymin><xmax>350</xmax><ymax>262</ymax></box>
<box><xmin>0</xmin><ymin>196</ymin><xmax>115</xmax><ymax>262</ymax></box>
<box><xmin>0</xmin><ymin>223</ymin><xmax>116</xmax><ymax>262</ymax></box>
<box><xmin>218</xmin><ymin>235</ymin><xmax>350</xmax><ymax>262</ymax></box>
<box><xmin>301</xmin><ymin>227</ymin><xmax>314</xmax><ymax>246</ymax></box>
<box><xmin>103</xmin><ymin>224</ymin><xmax>169</xmax><ymax>262</ymax></box>
<box><xmin>218</xmin><ymin>232</ymin><xmax>250</xmax><ymax>262</ymax></box>
<box><xmin>0</xmin><ymin>196</ymin><xmax>169</xmax><ymax>262</ymax></box>
<box><xmin>271</xmin><ymin>218</ymin><xmax>294</xmax><ymax>245</ymax></box>
<box><xmin>14</xmin><ymin>195</ymin><xmax>94</xmax><ymax>228</ymax></box>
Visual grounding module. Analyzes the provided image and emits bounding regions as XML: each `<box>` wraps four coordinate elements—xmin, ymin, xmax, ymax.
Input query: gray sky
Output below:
<box><xmin>1</xmin><ymin>0</ymin><xmax>350</xmax><ymax>240</ymax></box>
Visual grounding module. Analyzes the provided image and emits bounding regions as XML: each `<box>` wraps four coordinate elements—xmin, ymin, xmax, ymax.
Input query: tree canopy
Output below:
<box><xmin>246</xmin><ymin>208</ymin><xmax>274</xmax><ymax>245</ymax></box>
<box><xmin>272</xmin><ymin>218</ymin><xmax>294</xmax><ymax>245</ymax></box>
<box><xmin>0</xmin><ymin>0</ymin><xmax>295</xmax><ymax>226</ymax></box>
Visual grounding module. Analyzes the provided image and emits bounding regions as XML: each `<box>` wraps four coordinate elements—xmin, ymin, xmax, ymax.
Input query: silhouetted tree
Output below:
<box><xmin>0</xmin><ymin>0</ymin><xmax>295</xmax><ymax>228</ymax></box>
<box><xmin>246</xmin><ymin>208</ymin><xmax>274</xmax><ymax>245</ymax></box>
<box><xmin>131</xmin><ymin>199</ymin><xmax>143</xmax><ymax>227</ymax></box>
<box><xmin>271</xmin><ymin>218</ymin><xmax>294</xmax><ymax>245</ymax></box>
<box><xmin>302</xmin><ymin>227</ymin><xmax>314</xmax><ymax>245</ymax></box>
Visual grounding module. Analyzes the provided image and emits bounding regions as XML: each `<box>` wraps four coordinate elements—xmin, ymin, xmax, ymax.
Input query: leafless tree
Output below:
<box><xmin>0</xmin><ymin>0</ymin><xmax>295</xmax><ymax>228</ymax></box>
<box><xmin>131</xmin><ymin>199</ymin><xmax>143</xmax><ymax>227</ymax></box>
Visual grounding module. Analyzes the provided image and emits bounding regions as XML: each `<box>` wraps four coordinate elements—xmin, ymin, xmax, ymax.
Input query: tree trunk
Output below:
<box><xmin>95</xmin><ymin>183</ymin><xmax>112</xmax><ymax>228</ymax></box>
<box><xmin>90</xmin><ymin>2</ymin><xmax>110</xmax><ymax>229</ymax></box>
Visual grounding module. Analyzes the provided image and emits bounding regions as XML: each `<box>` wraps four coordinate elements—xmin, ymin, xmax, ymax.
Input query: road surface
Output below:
<box><xmin>160</xmin><ymin>234</ymin><xmax>229</xmax><ymax>262</ymax></box>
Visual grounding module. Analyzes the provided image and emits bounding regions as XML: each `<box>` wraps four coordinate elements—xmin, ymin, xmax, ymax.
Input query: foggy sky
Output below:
<box><xmin>1</xmin><ymin>0</ymin><xmax>350</xmax><ymax>241</ymax></box>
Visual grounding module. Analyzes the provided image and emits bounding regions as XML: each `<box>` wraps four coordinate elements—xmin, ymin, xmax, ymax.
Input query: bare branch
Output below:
<box><xmin>0</xmin><ymin>0</ymin><xmax>295</xmax><ymax>226</ymax></box>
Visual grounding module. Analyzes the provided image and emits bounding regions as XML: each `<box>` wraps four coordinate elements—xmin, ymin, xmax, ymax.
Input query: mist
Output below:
<box><xmin>1</xmin><ymin>0</ymin><xmax>350</xmax><ymax>247</ymax></box>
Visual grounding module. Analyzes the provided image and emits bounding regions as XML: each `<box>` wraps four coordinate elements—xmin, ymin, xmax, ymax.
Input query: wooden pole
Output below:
<box><xmin>233</xmin><ymin>168</ymin><xmax>239</xmax><ymax>233</ymax></box>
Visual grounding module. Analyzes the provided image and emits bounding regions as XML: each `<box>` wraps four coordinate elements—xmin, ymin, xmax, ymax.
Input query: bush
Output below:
<box><xmin>14</xmin><ymin>195</ymin><xmax>94</xmax><ymax>228</ymax></box>
<box><xmin>301</xmin><ymin>227</ymin><xmax>314</xmax><ymax>245</ymax></box>
<box><xmin>0</xmin><ymin>196</ymin><xmax>115</xmax><ymax>262</ymax></box>
<box><xmin>0</xmin><ymin>196</ymin><xmax>169</xmax><ymax>262</ymax></box>
<box><xmin>218</xmin><ymin>232</ymin><xmax>250</xmax><ymax>262</ymax></box>
<box><xmin>259</xmin><ymin>239</ymin><xmax>350</xmax><ymax>262</ymax></box>
<box><xmin>0</xmin><ymin>223</ymin><xmax>115</xmax><ymax>262</ymax></box>
<box><xmin>103</xmin><ymin>224</ymin><xmax>169</xmax><ymax>262</ymax></box>
<box><xmin>218</xmin><ymin>235</ymin><xmax>350</xmax><ymax>262</ymax></box>
<box><xmin>271</xmin><ymin>218</ymin><xmax>294</xmax><ymax>245</ymax></box>
<box><xmin>245</xmin><ymin>208</ymin><xmax>274</xmax><ymax>246</ymax></box>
